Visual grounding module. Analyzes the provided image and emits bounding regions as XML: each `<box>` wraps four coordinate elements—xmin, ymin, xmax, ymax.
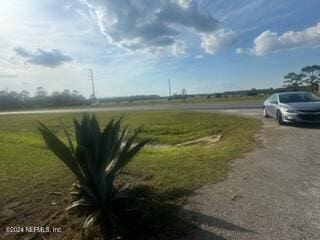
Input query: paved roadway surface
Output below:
<box><xmin>181</xmin><ymin>109</ymin><xmax>320</xmax><ymax>240</ymax></box>
<box><xmin>0</xmin><ymin>101</ymin><xmax>262</xmax><ymax>115</ymax></box>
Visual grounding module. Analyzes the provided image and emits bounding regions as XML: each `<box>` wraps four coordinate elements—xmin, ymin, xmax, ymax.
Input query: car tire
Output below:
<box><xmin>263</xmin><ymin>108</ymin><xmax>269</xmax><ymax>118</ymax></box>
<box><xmin>277</xmin><ymin>110</ymin><xmax>285</xmax><ymax>125</ymax></box>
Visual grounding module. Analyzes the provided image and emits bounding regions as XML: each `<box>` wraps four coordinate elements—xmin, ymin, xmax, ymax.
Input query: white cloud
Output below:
<box><xmin>64</xmin><ymin>4</ymin><xmax>72</xmax><ymax>11</ymax></box>
<box><xmin>236</xmin><ymin>48</ymin><xmax>244</xmax><ymax>54</ymax></box>
<box><xmin>200</xmin><ymin>29</ymin><xmax>236</xmax><ymax>54</ymax></box>
<box><xmin>172</xmin><ymin>40</ymin><xmax>187</xmax><ymax>56</ymax></box>
<box><xmin>0</xmin><ymin>74</ymin><xmax>17</xmax><ymax>78</ymax></box>
<box><xmin>0</xmin><ymin>0</ymin><xmax>184</xmax><ymax>97</ymax></box>
<box><xmin>82</xmin><ymin>0</ymin><xmax>233</xmax><ymax>56</ymax></box>
<box><xmin>177</xmin><ymin>0</ymin><xmax>192</xmax><ymax>9</ymax></box>
<box><xmin>195</xmin><ymin>54</ymin><xmax>204</xmax><ymax>59</ymax></box>
<box><xmin>250</xmin><ymin>22</ymin><xmax>320</xmax><ymax>56</ymax></box>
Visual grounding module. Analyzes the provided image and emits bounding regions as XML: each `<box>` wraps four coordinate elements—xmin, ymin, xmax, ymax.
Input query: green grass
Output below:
<box><xmin>0</xmin><ymin>111</ymin><xmax>261</xmax><ymax>204</ymax></box>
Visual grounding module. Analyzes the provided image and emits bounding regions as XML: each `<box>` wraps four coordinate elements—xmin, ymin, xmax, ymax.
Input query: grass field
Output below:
<box><xmin>0</xmin><ymin>110</ymin><xmax>261</xmax><ymax>239</ymax></box>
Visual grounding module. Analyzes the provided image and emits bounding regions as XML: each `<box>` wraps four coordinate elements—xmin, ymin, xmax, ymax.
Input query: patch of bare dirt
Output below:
<box><xmin>176</xmin><ymin>135</ymin><xmax>222</xmax><ymax>147</ymax></box>
<box><xmin>0</xmin><ymin>174</ymin><xmax>190</xmax><ymax>240</ymax></box>
<box><xmin>0</xmin><ymin>188</ymin><xmax>83</xmax><ymax>240</ymax></box>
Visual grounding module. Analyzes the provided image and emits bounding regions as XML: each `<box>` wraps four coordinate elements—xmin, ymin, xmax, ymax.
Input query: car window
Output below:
<box><xmin>279</xmin><ymin>93</ymin><xmax>319</xmax><ymax>103</ymax></box>
<box><xmin>270</xmin><ymin>95</ymin><xmax>273</xmax><ymax>101</ymax></box>
<box><xmin>271</xmin><ymin>95</ymin><xmax>275</xmax><ymax>103</ymax></box>
<box><xmin>268</xmin><ymin>95</ymin><xmax>274</xmax><ymax>103</ymax></box>
<box><xmin>270</xmin><ymin>95</ymin><xmax>277</xmax><ymax>104</ymax></box>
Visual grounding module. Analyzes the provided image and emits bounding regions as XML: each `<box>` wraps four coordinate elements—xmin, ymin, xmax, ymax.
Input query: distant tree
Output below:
<box><xmin>72</xmin><ymin>90</ymin><xmax>80</xmax><ymax>96</ymax></box>
<box><xmin>19</xmin><ymin>90</ymin><xmax>30</xmax><ymax>100</ymax></box>
<box><xmin>0</xmin><ymin>88</ymin><xmax>86</xmax><ymax>110</ymax></box>
<box><xmin>301</xmin><ymin>65</ymin><xmax>320</xmax><ymax>93</ymax></box>
<box><xmin>35</xmin><ymin>86</ymin><xmax>47</xmax><ymax>97</ymax></box>
<box><xmin>62</xmin><ymin>89</ymin><xmax>71</xmax><ymax>95</ymax></box>
<box><xmin>313</xmin><ymin>65</ymin><xmax>320</xmax><ymax>94</ymax></box>
<box><xmin>181</xmin><ymin>88</ymin><xmax>187</xmax><ymax>100</ymax></box>
<box><xmin>283</xmin><ymin>72</ymin><xmax>305</xmax><ymax>91</ymax></box>
<box><xmin>247</xmin><ymin>88</ymin><xmax>258</xmax><ymax>96</ymax></box>
<box><xmin>50</xmin><ymin>89</ymin><xmax>86</xmax><ymax>107</ymax></box>
<box><xmin>9</xmin><ymin>91</ymin><xmax>19</xmax><ymax>98</ymax></box>
<box><xmin>51</xmin><ymin>91</ymin><xmax>61</xmax><ymax>96</ymax></box>
<box><xmin>215</xmin><ymin>93</ymin><xmax>222</xmax><ymax>98</ymax></box>
<box><xmin>2</xmin><ymin>91</ymin><xmax>20</xmax><ymax>109</ymax></box>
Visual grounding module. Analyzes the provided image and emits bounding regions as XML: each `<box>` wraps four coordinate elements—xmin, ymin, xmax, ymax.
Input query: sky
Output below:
<box><xmin>0</xmin><ymin>0</ymin><xmax>319</xmax><ymax>98</ymax></box>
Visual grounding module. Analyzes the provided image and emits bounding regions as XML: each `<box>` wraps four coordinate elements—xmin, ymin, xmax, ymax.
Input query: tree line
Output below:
<box><xmin>283</xmin><ymin>65</ymin><xmax>320</xmax><ymax>93</ymax></box>
<box><xmin>99</xmin><ymin>94</ymin><xmax>161</xmax><ymax>103</ymax></box>
<box><xmin>0</xmin><ymin>86</ymin><xmax>86</xmax><ymax>110</ymax></box>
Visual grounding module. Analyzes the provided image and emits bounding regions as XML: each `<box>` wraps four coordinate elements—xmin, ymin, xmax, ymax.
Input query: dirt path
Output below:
<box><xmin>182</xmin><ymin>115</ymin><xmax>320</xmax><ymax>239</ymax></box>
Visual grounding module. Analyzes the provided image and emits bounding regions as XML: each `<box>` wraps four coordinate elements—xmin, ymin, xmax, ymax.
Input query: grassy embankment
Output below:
<box><xmin>0</xmin><ymin>111</ymin><xmax>261</xmax><ymax>239</ymax></box>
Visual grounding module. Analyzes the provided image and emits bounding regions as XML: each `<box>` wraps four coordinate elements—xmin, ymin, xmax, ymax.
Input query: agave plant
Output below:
<box><xmin>38</xmin><ymin>114</ymin><xmax>149</xmax><ymax>239</ymax></box>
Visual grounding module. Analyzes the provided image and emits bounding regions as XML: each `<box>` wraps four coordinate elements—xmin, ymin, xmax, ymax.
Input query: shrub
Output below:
<box><xmin>38</xmin><ymin>114</ymin><xmax>149</xmax><ymax>239</ymax></box>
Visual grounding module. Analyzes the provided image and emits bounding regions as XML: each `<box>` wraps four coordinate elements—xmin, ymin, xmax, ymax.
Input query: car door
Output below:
<box><xmin>265</xmin><ymin>95</ymin><xmax>273</xmax><ymax>116</ymax></box>
<box><xmin>269</xmin><ymin>95</ymin><xmax>279</xmax><ymax>118</ymax></box>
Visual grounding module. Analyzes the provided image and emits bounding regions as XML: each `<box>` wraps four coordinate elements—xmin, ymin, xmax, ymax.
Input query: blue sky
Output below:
<box><xmin>0</xmin><ymin>0</ymin><xmax>319</xmax><ymax>97</ymax></box>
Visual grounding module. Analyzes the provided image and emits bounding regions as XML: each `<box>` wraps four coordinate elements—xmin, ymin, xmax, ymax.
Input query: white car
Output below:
<box><xmin>263</xmin><ymin>92</ymin><xmax>320</xmax><ymax>125</ymax></box>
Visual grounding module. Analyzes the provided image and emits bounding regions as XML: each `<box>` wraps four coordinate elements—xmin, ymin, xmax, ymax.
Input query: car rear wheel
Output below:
<box><xmin>277</xmin><ymin>110</ymin><xmax>285</xmax><ymax>125</ymax></box>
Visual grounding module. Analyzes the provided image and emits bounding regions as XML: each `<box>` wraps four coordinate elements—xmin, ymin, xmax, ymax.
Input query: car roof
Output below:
<box><xmin>275</xmin><ymin>92</ymin><xmax>311</xmax><ymax>96</ymax></box>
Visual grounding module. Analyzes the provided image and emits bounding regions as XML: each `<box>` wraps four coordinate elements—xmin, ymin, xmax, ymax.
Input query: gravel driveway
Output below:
<box><xmin>182</xmin><ymin>111</ymin><xmax>320</xmax><ymax>240</ymax></box>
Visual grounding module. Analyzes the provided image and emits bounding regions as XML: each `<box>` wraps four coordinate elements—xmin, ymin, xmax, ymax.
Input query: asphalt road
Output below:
<box><xmin>181</xmin><ymin>111</ymin><xmax>320</xmax><ymax>240</ymax></box>
<box><xmin>0</xmin><ymin>101</ymin><xmax>263</xmax><ymax>115</ymax></box>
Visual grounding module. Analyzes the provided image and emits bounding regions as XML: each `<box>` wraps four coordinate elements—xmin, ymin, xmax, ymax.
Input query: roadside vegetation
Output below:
<box><xmin>0</xmin><ymin>88</ymin><xmax>266</xmax><ymax>111</ymax></box>
<box><xmin>0</xmin><ymin>64</ymin><xmax>319</xmax><ymax>113</ymax></box>
<box><xmin>283</xmin><ymin>64</ymin><xmax>320</xmax><ymax>93</ymax></box>
<box><xmin>0</xmin><ymin>88</ymin><xmax>86</xmax><ymax>110</ymax></box>
<box><xmin>0</xmin><ymin>111</ymin><xmax>261</xmax><ymax>239</ymax></box>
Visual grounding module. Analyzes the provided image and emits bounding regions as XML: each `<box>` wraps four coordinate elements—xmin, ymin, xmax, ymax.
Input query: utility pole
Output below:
<box><xmin>89</xmin><ymin>69</ymin><xmax>96</xmax><ymax>100</ymax></box>
<box><xmin>168</xmin><ymin>78</ymin><xmax>171</xmax><ymax>98</ymax></box>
